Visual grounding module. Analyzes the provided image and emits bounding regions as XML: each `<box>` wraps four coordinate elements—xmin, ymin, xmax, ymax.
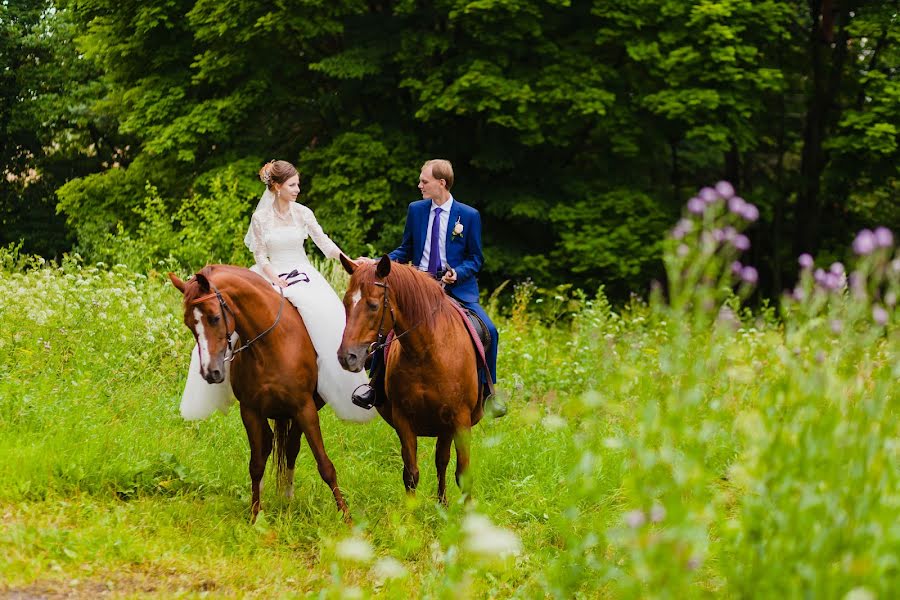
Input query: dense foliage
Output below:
<box><xmin>1</xmin><ymin>186</ymin><xmax>897</xmax><ymax>596</ymax></box>
<box><xmin>1</xmin><ymin>0</ymin><xmax>897</xmax><ymax>298</ymax></box>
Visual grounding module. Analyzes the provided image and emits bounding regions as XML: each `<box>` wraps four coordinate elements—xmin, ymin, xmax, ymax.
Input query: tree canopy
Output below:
<box><xmin>2</xmin><ymin>0</ymin><xmax>898</xmax><ymax>299</ymax></box>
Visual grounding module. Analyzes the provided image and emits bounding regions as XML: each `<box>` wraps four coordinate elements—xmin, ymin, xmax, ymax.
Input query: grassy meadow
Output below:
<box><xmin>1</xmin><ymin>206</ymin><xmax>898</xmax><ymax>597</ymax></box>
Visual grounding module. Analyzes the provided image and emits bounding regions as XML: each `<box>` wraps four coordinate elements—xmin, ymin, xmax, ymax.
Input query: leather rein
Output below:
<box><xmin>364</xmin><ymin>279</ymin><xmax>439</xmax><ymax>360</ymax></box>
<box><xmin>189</xmin><ymin>281</ymin><xmax>286</xmax><ymax>362</ymax></box>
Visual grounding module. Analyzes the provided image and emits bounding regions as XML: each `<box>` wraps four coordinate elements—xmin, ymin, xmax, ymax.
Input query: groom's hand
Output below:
<box><xmin>441</xmin><ymin>268</ymin><xmax>457</xmax><ymax>285</ymax></box>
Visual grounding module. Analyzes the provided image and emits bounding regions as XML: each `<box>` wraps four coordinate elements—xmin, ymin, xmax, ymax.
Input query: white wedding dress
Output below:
<box><xmin>179</xmin><ymin>200</ymin><xmax>375</xmax><ymax>423</ymax></box>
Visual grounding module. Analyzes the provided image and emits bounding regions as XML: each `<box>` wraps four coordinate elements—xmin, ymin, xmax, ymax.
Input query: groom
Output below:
<box><xmin>359</xmin><ymin>159</ymin><xmax>505</xmax><ymax>417</ymax></box>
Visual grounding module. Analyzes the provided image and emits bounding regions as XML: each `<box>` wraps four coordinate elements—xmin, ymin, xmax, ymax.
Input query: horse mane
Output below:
<box><xmin>181</xmin><ymin>264</ymin><xmax>271</xmax><ymax>306</ymax></box>
<box><xmin>356</xmin><ymin>261</ymin><xmax>450</xmax><ymax>329</ymax></box>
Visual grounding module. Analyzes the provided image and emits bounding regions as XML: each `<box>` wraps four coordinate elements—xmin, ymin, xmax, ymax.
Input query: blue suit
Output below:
<box><xmin>388</xmin><ymin>198</ymin><xmax>498</xmax><ymax>384</ymax></box>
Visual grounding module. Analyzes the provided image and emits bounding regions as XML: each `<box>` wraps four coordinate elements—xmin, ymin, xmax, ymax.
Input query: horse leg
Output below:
<box><xmin>284</xmin><ymin>422</ymin><xmax>304</xmax><ymax>500</ymax></box>
<box><xmin>435</xmin><ymin>434</ymin><xmax>453</xmax><ymax>505</ymax></box>
<box><xmin>395</xmin><ymin>420</ymin><xmax>419</xmax><ymax>494</ymax></box>
<box><xmin>453</xmin><ymin>426</ymin><xmax>473</xmax><ymax>497</ymax></box>
<box><xmin>240</xmin><ymin>406</ymin><xmax>273</xmax><ymax>523</ymax></box>
<box><xmin>295</xmin><ymin>402</ymin><xmax>349</xmax><ymax>519</ymax></box>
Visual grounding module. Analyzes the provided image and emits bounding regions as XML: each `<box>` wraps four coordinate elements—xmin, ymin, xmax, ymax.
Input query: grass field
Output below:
<box><xmin>1</xmin><ymin>219</ymin><xmax>897</xmax><ymax>598</ymax></box>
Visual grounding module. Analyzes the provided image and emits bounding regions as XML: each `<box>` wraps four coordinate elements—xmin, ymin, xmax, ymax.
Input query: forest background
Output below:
<box><xmin>2</xmin><ymin>0</ymin><xmax>898</xmax><ymax>300</ymax></box>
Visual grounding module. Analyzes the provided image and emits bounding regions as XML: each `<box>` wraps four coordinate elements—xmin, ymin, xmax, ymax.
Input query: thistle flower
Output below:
<box><xmin>715</xmin><ymin>181</ymin><xmax>735</xmax><ymax>199</ymax></box>
<box><xmin>874</xmin><ymin>227</ymin><xmax>894</xmax><ymax>248</ymax></box>
<box><xmin>872</xmin><ymin>305</ymin><xmax>888</xmax><ymax>326</ymax></box>
<box><xmin>852</xmin><ymin>229</ymin><xmax>876</xmax><ymax>255</ymax></box>
<box><xmin>733</xmin><ymin>234</ymin><xmax>750</xmax><ymax>251</ymax></box>
<box><xmin>798</xmin><ymin>254</ymin><xmax>814</xmax><ymax>269</ymax></box>
<box><xmin>699</xmin><ymin>187</ymin><xmax>719</xmax><ymax>203</ymax></box>
<box><xmin>687</xmin><ymin>197</ymin><xmax>705</xmax><ymax>214</ymax></box>
<box><xmin>650</xmin><ymin>503</ymin><xmax>667</xmax><ymax>523</ymax></box>
<box><xmin>727</xmin><ymin>196</ymin><xmax>746</xmax><ymax>215</ymax></box>
<box><xmin>732</xmin><ymin>261</ymin><xmax>744</xmax><ymax>276</ymax></box>
<box><xmin>829</xmin><ymin>262</ymin><xmax>844</xmax><ymax>276</ymax></box>
<box><xmin>740</xmin><ymin>266</ymin><xmax>758</xmax><ymax>285</ymax></box>
<box><xmin>739</xmin><ymin>203</ymin><xmax>759</xmax><ymax>222</ymax></box>
<box><xmin>830</xmin><ymin>319</ymin><xmax>843</xmax><ymax>334</ymax></box>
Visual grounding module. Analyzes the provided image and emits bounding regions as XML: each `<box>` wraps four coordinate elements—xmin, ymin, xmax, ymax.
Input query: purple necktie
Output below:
<box><xmin>427</xmin><ymin>207</ymin><xmax>443</xmax><ymax>275</ymax></box>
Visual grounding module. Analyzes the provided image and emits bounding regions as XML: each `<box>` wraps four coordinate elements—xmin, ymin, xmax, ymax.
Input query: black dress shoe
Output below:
<box><xmin>351</xmin><ymin>384</ymin><xmax>377</xmax><ymax>410</ymax></box>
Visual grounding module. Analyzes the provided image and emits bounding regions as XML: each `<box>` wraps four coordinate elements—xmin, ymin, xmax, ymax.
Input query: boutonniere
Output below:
<box><xmin>451</xmin><ymin>217</ymin><xmax>464</xmax><ymax>240</ymax></box>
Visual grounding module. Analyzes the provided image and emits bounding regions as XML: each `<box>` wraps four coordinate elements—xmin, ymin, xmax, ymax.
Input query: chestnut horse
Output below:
<box><xmin>337</xmin><ymin>256</ymin><xmax>483</xmax><ymax>503</ymax></box>
<box><xmin>169</xmin><ymin>265</ymin><xmax>348</xmax><ymax>521</ymax></box>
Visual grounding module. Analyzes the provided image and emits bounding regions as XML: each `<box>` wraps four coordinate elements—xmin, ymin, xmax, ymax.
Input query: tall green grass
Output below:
<box><xmin>0</xmin><ymin>202</ymin><xmax>897</xmax><ymax>597</ymax></box>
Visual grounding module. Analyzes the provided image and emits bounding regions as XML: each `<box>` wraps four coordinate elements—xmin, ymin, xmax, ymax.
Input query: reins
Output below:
<box><xmin>364</xmin><ymin>279</ymin><xmax>440</xmax><ymax>360</ymax></box>
<box><xmin>190</xmin><ymin>280</ymin><xmax>286</xmax><ymax>361</ymax></box>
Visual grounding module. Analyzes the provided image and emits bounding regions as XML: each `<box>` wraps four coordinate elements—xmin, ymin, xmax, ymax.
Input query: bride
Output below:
<box><xmin>179</xmin><ymin>160</ymin><xmax>375</xmax><ymax>423</ymax></box>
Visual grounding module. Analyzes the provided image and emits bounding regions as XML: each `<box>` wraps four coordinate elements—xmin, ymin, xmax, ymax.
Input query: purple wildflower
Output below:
<box><xmin>712</xmin><ymin>228</ymin><xmax>726</xmax><ymax>243</ymax></box>
<box><xmin>798</xmin><ymin>254</ymin><xmax>814</xmax><ymax>269</ymax></box>
<box><xmin>792</xmin><ymin>286</ymin><xmax>806</xmax><ymax>301</ymax></box>
<box><xmin>830</xmin><ymin>319</ymin><xmax>843</xmax><ymax>334</ymax></box>
<box><xmin>853</xmin><ymin>229</ymin><xmax>876</xmax><ymax>255</ymax></box>
<box><xmin>722</xmin><ymin>226</ymin><xmax>737</xmax><ymax>242</ymax></box>
<box><xmin>814</xmin><ymin>268</ymin><xmax>827</xmax><ymax>286</ymax></box>
<box><xmin>732</xmin><ymin>261</ymin><xmax>744</xmax><ymax>276</ymax></box>
<box><xmin>885</xmin><ymin>291</ymin><xmax>896</xmax><ymax>308</ymax></box>
<box><xmin>650</xmin><ymin>504</ymin><xmax>667</xmax><ymax>523</ymax></box>
<box><xmin>687</xmin><ymin>197</ymin><xmax>705</xmax><ymax>215</ymax></box>
<box><xmin>829</xmin><ymin>262</ymin><xmax>844</xmax><ymax>276</ymax></box>
<box><xmin>874</xmin><ymin>227</ymin><xmax>894</xmax><ymax>248</ymax></box>
<box><xmin>677</xmin><ymin>244</ymin><xmax>689</xmax><ymax>257</ymax></box>
<box><xmin>740</xmin><ymin>266</ymin><xmax>758</xmax><ymax>285</ymax></box>
<box><xmin>733</xmin><ymin>234</ymin><xmax>750</xmax><ymax>251</ymax></box>
<box><xmin>699</xmin><ymin>187</ymin><xmax>719</xmax><ymax>203</ymax></box>
<box><xmin>624</xmin><ymin>510</ymin><xmax>646</xmax><ymax>529</ymax></box>
<box><xmin>715</xmin><ymin>181</ymin><xmax>735</xmax><ymax>199</ymax></box>
<box><xmin>740</xmin><ymin>203</ymin><xmax>759</xmax><ymax>222</ymax></box>
<box><xmin>872</xmin><ymin>305</ymin><xmax>888</xmax><ymax>326</ymax></box>
<box><xmin>671</xmin><ymin>218</ymin><xmax>693</xmax><ymax>240</ymax></box>
<box><xmin>892</xmin><ymin>259</ymin><xmax>900</xmax><ymax>273</ymax></box>
<box><xmin>728</xmin><ymin>196</ymin><xmax>746</xmax><ymax>215</ymax></box>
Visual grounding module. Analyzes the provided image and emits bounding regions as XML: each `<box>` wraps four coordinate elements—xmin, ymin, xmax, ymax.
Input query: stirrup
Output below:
<box><xmin>352</xmin><ymin>384</ymin><xmax>377</xmax><ymax>410</ymax></box>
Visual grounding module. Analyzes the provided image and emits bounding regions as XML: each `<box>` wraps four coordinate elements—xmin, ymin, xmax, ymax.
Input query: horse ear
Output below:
<box><xmin>168</xmin><ymin>272</ymin><xmax>186</xmax><ymax>294</ymax></box>
<box><xmin>375</xmin><ymin>255</ymin><xmax>392</xmax><ymax>279</ymax></box>
<box><xmin>340</xmin><ymin>253</ymin><xmax>357</xmax><ymax>275</ymax></box>
<box><xmin>194</xmin><ymin>272</ymin><xmax>211</xmax><ymax>292</ymax></box>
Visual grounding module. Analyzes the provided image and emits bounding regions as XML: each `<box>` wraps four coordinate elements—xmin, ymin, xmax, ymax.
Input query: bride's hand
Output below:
<box><xmin>273</xmin><ymin>277</ymin><xmax>289</xmax><ymax>288</ymax></box>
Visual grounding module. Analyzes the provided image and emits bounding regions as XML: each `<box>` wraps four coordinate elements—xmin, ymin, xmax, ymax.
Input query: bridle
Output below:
<box><xmin>362</xmin><ymin>279</ymin><xmax>439</xmax><ymax>359</ymax></box>
<box><xmin>190</xmin><ymin>280</ymin><xmax>286</xmax><ymax>362</ymax></box>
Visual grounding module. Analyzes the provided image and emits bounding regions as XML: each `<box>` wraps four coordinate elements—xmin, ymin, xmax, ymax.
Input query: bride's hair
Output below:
<box><xmin>259</xmin><ymin>160</ymin><xmax>299</xmax><ymax>190</ymax></box>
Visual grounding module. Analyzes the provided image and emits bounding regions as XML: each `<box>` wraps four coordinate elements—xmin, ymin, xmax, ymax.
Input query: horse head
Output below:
<box><xmin>169</xmin><ymin>270</ymin><xmax>233</xmax><ymax>384</ymax></box>
<box><xmin>337</xmin><ymin>255</ymin><xmax>394</xmax><ymax>372</ymax></box>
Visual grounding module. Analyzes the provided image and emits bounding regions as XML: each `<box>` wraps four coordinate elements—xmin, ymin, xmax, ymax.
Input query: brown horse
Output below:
<box><xmin>169</xmin><ymin>264</ymin><xmax>348</xmax><ymax>521</ymax></box>
<box><xmin>337</xmin><ymin>255</ymin><xmax>483</xmax><ymax>503</ymax></box>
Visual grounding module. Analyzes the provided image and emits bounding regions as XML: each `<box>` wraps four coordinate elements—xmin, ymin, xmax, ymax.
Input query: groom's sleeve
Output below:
<box><xmin>388</xmin><ymin>204</ymin><xmax>415</xmax><ymax>263</ymax></box>
<box><xmin>451</xmin><ymin>209</ymin><xmax>483</xmax><ymax>284</ymax></box>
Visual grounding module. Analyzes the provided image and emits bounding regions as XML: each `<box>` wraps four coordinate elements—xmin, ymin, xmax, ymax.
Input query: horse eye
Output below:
<box><xmin>367</xmin><ymin>301</ymin><xmax>378</xmax><ymax>311</ymax></box>
<box><xmin>208</xmin><ymin>315</ymin><xmax>221</xmax><ymax>325</ymax></box>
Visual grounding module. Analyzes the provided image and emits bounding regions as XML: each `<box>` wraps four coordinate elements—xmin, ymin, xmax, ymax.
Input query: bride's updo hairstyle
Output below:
<box><xmin>259</xmin><ymin>160</ymin><xmax>299</xmax><ymax>190</ymax></box>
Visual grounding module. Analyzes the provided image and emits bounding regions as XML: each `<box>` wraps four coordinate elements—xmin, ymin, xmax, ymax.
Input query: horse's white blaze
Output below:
<box><xmin>193</xmin><ymin>307</ymin><xmax>211</xmax><ymax>372</ymax></box>
<box><xmin>351</xmin><ymin>289</ymin><xmax>361</xmax><ymax>308</ymax></box>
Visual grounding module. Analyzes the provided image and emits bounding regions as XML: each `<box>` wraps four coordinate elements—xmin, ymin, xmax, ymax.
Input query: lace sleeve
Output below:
<box><xmin>299</xmin><ymin>205</ymin><xmax>341</xmax><ymax>260</ymax></box>
<box><xmin>249</xmin><ymin>212</ymin><xmax>271</xmax><ymax>266</ymax></box>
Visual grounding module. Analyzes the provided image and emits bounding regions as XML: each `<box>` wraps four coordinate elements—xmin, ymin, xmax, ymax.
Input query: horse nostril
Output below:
<box><xmin>210</xmin><ymin>369</ymin><xmax>222</xmax><ymax>381</ymax></box>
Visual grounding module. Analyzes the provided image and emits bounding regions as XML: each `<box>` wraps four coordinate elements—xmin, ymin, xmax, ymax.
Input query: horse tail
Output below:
<box><xmin>272</xmin><ymin>418</ymin><xmax>291</xmax><ymax>492</ymax></box>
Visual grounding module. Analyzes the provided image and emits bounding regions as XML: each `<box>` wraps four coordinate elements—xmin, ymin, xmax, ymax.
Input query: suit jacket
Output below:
<box><xmin>388</xmin><ymin>198</ymin><xmax>484</xmax><ymax>303</ymax></box>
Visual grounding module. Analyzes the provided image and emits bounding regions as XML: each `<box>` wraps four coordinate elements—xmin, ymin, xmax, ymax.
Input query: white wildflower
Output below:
<box><xmin>372</xmin><ymin>557</ymin><xmax>407</xmax><ymax>581</ymax></box>
<box><xmin>462</xmin><ymin>513</ymin><xmax>522</xmax><ymax>559</ymax></box>
<box><xmin>335</xmin><ymin>536</ymin><xmax>374</xmax><ymax>563</ymax></box>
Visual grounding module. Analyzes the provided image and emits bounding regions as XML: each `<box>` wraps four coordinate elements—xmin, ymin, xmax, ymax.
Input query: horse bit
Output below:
<box><xmin>189</xmin><ymin>281</ymin><xmax>286</xmax><ymax>362</ymax></box>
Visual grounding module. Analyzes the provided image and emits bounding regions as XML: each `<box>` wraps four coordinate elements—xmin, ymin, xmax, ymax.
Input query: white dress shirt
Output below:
<box><xmin>418</xmin><ymin>196</ymin><xmax>454</xmax><ymax>272</ymax></box>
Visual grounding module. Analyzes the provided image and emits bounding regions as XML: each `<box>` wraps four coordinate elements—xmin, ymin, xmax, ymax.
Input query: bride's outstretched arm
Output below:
<box><xmin>301</xmin><ymin>206</ymin><xmax>342</xmax><ymax>259</ymax></box>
